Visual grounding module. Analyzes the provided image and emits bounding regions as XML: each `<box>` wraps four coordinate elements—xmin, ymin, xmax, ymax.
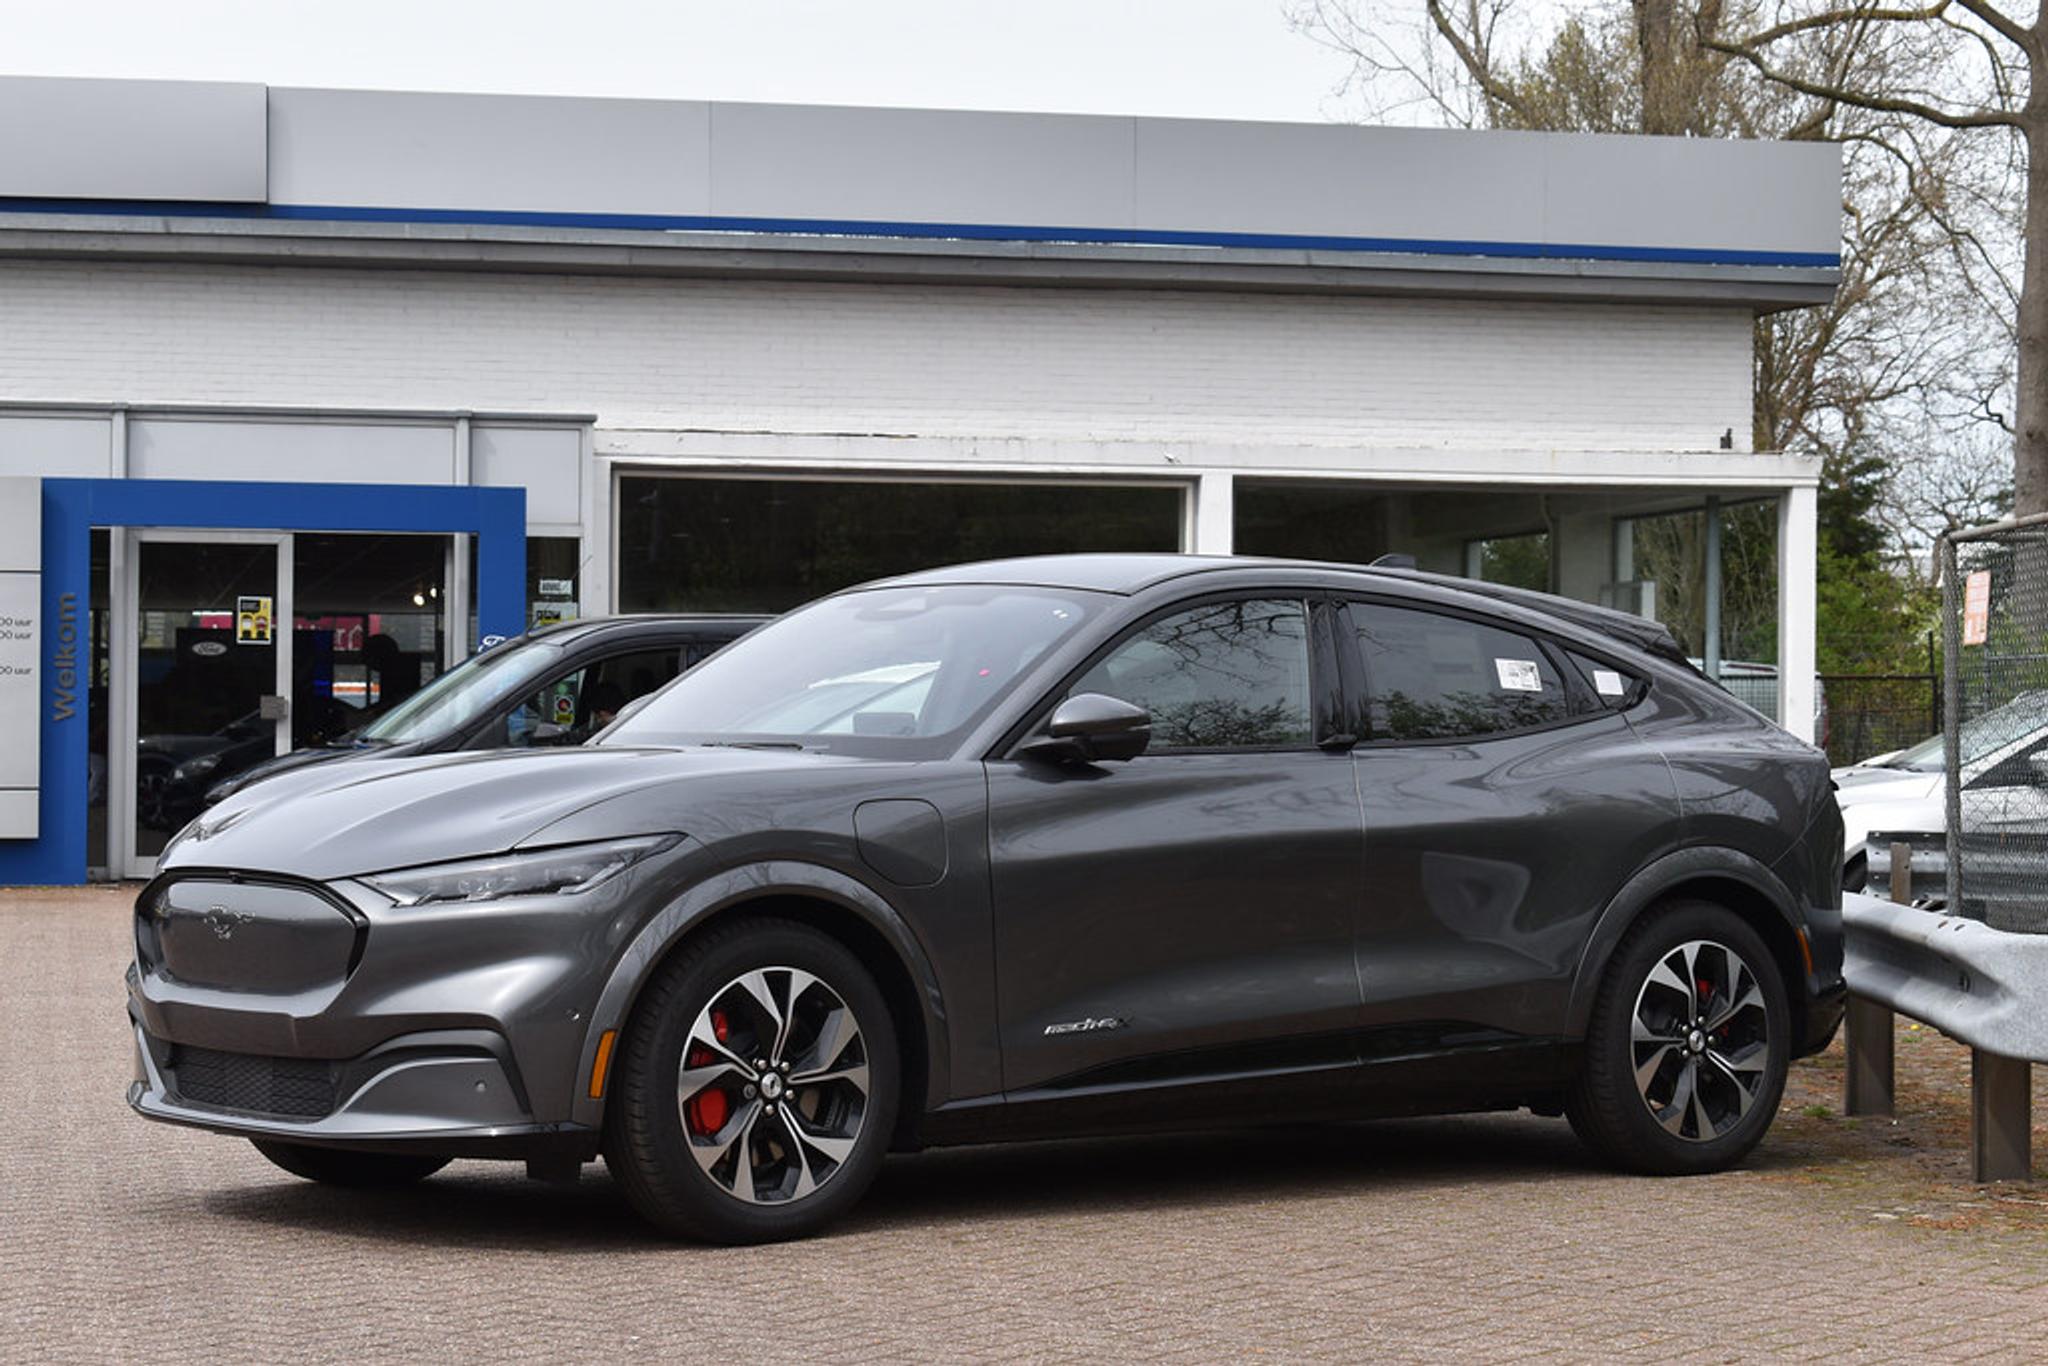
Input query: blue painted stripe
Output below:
<box><xmin>0</xmin><ymin>196</ymin><xmax>1842</xmax><ymax>270</ymax></box>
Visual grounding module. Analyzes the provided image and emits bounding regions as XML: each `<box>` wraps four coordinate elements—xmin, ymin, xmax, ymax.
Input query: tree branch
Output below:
<box><xmin>1950</xmin><ymin>0</ymin><xmax>2036</xmax><ymax>53</ymax></box>
<box><xmin>1700</xmin><ymin>29</ymin><xmax>2025</xmax><ymax>128</ymax></box>
<box><xmin>1424</xmin><ymin>0</ymin><xmax>1539</xmax><ymax>125</ymax></box>
<box><xmin>1737</xmin><ymin>2</ymin><xmax>1954</xmax><ymax>48</ymax></box>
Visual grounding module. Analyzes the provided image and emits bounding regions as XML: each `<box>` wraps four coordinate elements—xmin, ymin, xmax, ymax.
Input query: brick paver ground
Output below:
<box><xmin>5</xmin><ymin>884</ymin><xmax>2048</xmax><ymax>1363</ymax></box>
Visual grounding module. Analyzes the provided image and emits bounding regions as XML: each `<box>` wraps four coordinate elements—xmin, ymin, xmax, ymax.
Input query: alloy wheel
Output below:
<box><xmin>1628</xmin><ymin>939</ymin><xmax>1771</xmax><ymax>1143</ymax></box>
<box><xmin>676</xmin><ymin>966</ymin><xmax>871</xmax><ymax>1204</ymax></box>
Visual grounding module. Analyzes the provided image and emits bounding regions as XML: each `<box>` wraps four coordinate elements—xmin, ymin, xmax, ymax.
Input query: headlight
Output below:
<box><xmin>361</xmin><ymin>835</ymin><xmax>678</xmax><ymax>906</ymax></box>
<box><xmin>174</xmin><ymin>753</ymin><xmax>222</xmax><ymax>781</ymax></box>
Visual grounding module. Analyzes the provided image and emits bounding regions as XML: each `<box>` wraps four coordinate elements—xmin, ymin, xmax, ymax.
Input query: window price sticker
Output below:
<box><xmin>1495</xmin><ymin>658</ymin><xmax>1543</xmax><ymax>692</ymax></box>
<box><xmin>1592</xmin><ymin>669</ymin><xmax>1627</xmax><ymax>696</ymax></box>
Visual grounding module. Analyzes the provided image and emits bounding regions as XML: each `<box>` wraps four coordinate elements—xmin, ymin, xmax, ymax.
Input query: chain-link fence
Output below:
<box><xmin>1942</xmin><ymin>520</ymin><xmax>2048</xmax><ymax>931</ymax></box>
<box><xmin>1818</xmin><ymin>653</ymin><xmax>1940</xmax><ymax>769</ymax></box>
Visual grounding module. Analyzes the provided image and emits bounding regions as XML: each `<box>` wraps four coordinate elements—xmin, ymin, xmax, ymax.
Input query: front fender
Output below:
<box><xmin>566</xmin><ymin>859</ymin><xmax>952</xmax><ymax>1131</ymax></box>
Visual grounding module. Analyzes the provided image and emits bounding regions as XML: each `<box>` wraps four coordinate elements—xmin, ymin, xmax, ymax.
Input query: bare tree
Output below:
<box><xmin>1292</xmin><ymin>0</ymin><xmax>2020</xmax><ymax>554</ymax></box>
<box><xmin>1697</xmin><ymin>1</ymin><xmax>2037</xmax><ymax>510</ymax></box>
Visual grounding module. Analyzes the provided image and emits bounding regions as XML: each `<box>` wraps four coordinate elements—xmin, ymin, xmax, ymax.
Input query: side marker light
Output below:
<box><xmin>588</xmin><ymin>1029</ymin><xmax>618</xmax><ymax>1100</ymax></box>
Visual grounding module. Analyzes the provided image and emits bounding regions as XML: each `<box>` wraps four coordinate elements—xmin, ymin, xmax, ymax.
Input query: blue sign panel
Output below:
<box><xmin>0</xmin><ymin>477</ymin><xmax>525</xmax><ymax>886</ymax></box>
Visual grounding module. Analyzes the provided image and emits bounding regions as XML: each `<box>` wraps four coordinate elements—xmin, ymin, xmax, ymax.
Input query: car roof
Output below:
<box><xmin>869</xmin><ymin>554</ymin><xmax>1685</xmax><ymax>663</ymax></box>
<box><xmin>522</xmin><ymin>612</ymin><xmax>772</xmax><ymax>645</ymax></box>
<box><xmin>873</xmin><ymin>554</ymin><xmax>1239</xmax><ymax>595</ymax></box>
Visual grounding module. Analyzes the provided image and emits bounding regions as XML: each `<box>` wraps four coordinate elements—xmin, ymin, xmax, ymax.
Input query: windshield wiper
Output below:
<box><xmin>700</xmin><ymin>740</ymin><xmax>807</xmax><ymax>751</ymax></box>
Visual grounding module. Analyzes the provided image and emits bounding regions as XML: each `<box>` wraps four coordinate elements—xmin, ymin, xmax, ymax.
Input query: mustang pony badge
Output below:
<box><xmin>202</xmin><ymin>905</ymin><xmax>255</xmax><ymax>941</ymax></box>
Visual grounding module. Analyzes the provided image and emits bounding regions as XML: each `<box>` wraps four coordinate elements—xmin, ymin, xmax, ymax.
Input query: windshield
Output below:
<box><xmin>1883</xmin><ymin>689</ymin><xmax>2048</xmax><ymax>772</ymax></box>
<box><xmin>600</xmin><ymin>585</ymin><xmax>1103</xmax><ymax>757</ymax></box>
<box><xmin>358</xmin><ymin>639</ymin><xmax>567</xmax><ymax>744</ymax></box>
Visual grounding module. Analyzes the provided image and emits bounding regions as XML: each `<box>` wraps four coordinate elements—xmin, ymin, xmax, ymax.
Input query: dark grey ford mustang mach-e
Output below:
<box><xmin>129</xmin><ymin>555</ymin><xmax>1845</xmax><ymax>1243</ymax></box>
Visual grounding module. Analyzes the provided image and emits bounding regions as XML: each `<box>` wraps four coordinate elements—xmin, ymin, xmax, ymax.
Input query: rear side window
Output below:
<box><xmin>1351</xmin><ymin>602</ymin><xmax>1570</xmax><ymax>742</ymax></box>
<box><xmin>1074</xmin><ymin>599</ymin><xmax>1313</xmax><ymax>750</ymax></box>
<box><xmin>1564</xmin><ymin>649</ymin><xmax>1641</xmax><ymax>710</ymax></box>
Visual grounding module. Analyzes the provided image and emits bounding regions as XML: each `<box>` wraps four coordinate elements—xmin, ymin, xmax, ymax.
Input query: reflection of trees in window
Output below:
<box><xmin>1353</xmin><ymin>602</ymin><xmax>1568</xmax><ymax>742</ymax></box>
<box><xmin>1094</xmin><ymin>600</ymin><xmax>1311</xmax><ymax>749</ymax></box>
<box><xmin>1378</xmin><ymin>689</ymin><xmax>1565</xmax><ymax>742</ymax></box>
<box><xmin>1150</xmin><ymin>696</ymin><xmax>1306</xmax><ymax>748</ymax></box>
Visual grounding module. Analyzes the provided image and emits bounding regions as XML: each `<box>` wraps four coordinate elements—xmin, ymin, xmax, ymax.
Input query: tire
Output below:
<box><xmin>602</xmin><ymin>917</ymin><xmax>901</xmax><ymax>1244</ymax></box>
<box><xmin>1566</xmin><ymin>899</ymin><xmax>1791</xmax><ymax>1175</ymax></box>
<box><xmin>250</xmin><ymin>1140</ymin><xmax>449</xmax><ymax>1187</ymax></box>
<box><xmin>135</xmin><ymin>758</ymin><xmax>174</xmax><ymax>831</ymax></box>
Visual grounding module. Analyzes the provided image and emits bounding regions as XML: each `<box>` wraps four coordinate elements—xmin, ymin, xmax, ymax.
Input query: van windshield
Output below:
<box><xmin>358</xmin><ymin>640</ymin><xmax>566</xmax><ymax>744</ymax></box>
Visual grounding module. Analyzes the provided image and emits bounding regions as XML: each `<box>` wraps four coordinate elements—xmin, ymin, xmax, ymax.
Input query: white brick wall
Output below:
<box><xmin>0</xmin><ymin>259</ymin><xmax>1754</xmax><ymax>454</ymax></box>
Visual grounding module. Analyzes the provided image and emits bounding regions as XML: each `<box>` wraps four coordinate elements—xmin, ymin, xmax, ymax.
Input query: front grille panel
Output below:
<box><xmin>169</xmin><ymin>1046</ymin><xmax>340</xmax><ymax>1119</ymax></box>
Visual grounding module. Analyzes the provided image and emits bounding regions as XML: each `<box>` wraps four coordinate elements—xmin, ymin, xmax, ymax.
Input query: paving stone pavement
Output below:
<box><xmin>5</xmin><ymin>884</ymin><xmax>2048</xmax><ymax>1364</ymax></box>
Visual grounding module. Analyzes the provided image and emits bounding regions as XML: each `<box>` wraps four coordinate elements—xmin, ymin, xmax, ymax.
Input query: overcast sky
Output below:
<box><xmin>6</xmin><ymin>0</ymin><xmax>1366</xmax><ymax>124</ymax></box>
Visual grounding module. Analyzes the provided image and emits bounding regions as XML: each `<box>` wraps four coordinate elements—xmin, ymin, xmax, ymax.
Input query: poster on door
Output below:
<box><xmin>235</xmin><ymin>595</ymin><xmax>274</xmax><ymax>645</ymax></box>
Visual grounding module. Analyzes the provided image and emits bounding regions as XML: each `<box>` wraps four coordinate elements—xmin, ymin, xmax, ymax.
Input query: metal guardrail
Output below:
<box><xmin>1841</xmin><ymin>849</ymin><xmax>2041</xmax><ymax>1180</ymax></box>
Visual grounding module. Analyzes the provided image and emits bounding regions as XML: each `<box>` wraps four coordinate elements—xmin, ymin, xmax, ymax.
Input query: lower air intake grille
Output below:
<box><xmin>169</xmin><ymin>1046</ymin><xmax>340</xmax><ymax>1119</ymax></box>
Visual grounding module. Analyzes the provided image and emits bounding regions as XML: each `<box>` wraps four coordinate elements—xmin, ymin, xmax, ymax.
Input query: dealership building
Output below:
<box><xmin>0</xmin><ymin>75</ymin><xmax>1840</xmax><ymax>883</ymax></box>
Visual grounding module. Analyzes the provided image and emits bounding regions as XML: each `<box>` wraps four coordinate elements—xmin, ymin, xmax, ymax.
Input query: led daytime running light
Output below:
<box><xmin>363</xmin><ymin>835</ymin><xmax>677</xmax><ymax>906</ymax></box>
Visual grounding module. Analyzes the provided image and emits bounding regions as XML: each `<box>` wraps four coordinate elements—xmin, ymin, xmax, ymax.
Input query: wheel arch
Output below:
<box><xmin>1567</xmin><ymin>847</ymin><xmax>1812</xmax><ymax>1044</ymax></box>
<box><xmin>570</xmin><ymin>860</ymin><xmax>950</xmax><ymax>1145</ymax></box>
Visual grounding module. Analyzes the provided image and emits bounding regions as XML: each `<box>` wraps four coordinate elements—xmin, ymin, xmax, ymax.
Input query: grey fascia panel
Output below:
<box><xmin>268</xmin><ymin>86</ymin><xmax>712</xmax><ymax>216</ymax></box>
<box><xmin>3</xmin><ymin>79</ymin><xmax>1841</xmax><ymax>269</ymax></box>
<box><xmin>1134</xmin><ymin>120</ymin><xmax>1549</xmax><ymax>244</ymax></box>
<box><xmin>1539</xmin><ymin>134</ymin><xmax>1842</xmax><ymax>255</ymax></box>
<box><xmin>256</xmin><ymin>87</ymin><xmax>1836</xmax><ymax>262</ymax></box>
<box><xmin>0</xmin><ymin>75</ymin><xmax>265</xmax><ymax>201</ymax></box>
<box><xmin>705</xmin><ymin>102</ymin><xmax>1137</xmax><ymax>228</ymax></box>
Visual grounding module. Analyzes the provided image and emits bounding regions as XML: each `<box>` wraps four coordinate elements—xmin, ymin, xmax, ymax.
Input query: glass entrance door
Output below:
<box><xmin>119</xmin><ymin>533</ymin><xmax>291</xmax><ymax>877</ymax></box>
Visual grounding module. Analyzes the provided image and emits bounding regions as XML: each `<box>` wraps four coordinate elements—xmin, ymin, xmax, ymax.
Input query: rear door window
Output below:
<box><xmin>1350</xmin><ymin>602</ymin><xmax>1571</xmax><ymax>742</ymax></box>
<box><xmin>582</xmin><ymin>648</ymin><xmax>690</xmax><ymax>727</ymax></box>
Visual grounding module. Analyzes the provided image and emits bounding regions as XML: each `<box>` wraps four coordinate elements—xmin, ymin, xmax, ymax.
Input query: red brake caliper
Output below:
<box><xmin>685</xmin><ymin>1008</ymin><xmax>733</xmax><ymax>1135</ymax></box>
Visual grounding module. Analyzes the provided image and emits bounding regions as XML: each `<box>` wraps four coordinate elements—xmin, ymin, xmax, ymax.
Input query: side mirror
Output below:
<box><xmin>1017</xmin><ymin>693</ymin><xmax>1151</xmax><ymax>764</ymax></box>
<box><xmin>608</xmin><ymin>693</ymin><xmax>654</xmax><ymax>729</ymax></box>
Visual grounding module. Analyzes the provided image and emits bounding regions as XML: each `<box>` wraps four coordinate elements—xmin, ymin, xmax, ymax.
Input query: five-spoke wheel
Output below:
<box><xmin>603</xmin><ymin>918</ymin><xmax>899</xmax><ymax>1243</ymax></box>
<box><xmin>1567</xmin><ymin>900</ymin><xmax>1790</xmax><ymax>1175</ymax></box>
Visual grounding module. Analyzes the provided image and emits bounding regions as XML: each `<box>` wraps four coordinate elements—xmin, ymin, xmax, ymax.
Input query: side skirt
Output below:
<box><xmin>916</xmin><ymin>1039</ymin><xmax>1571</xmax><ymax>1148</ymax></box>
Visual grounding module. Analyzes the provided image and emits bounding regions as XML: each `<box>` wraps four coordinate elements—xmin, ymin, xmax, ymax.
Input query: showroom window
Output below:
<box><xmin>1075</xmin><ymin>599</ymin><xmax>1314</xmax><ymax>751</ymax></box>
<box><xmin>1234</xmin><ymin>481</ymin><xmax>1392</xmax><ymax>564</ymax></box>
<box><xmin>616</xmin><ymin>476</ymin><xmax>1185</xmax><ymax>613</ymax></box>
<box><xmin>1466</xmin><ymin>531</ymin><xmax>1550</xmax><ymax>591</ymax></box>
<box><xmin>1352</xmin><ymin>602</ymin><xmax>1570</xmax><ymax>742</ymax></box>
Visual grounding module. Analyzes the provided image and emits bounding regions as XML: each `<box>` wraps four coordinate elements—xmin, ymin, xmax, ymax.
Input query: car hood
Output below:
<box><xmin>1830</xmin><ymin>764</ymin><xmax>1941</xmax><ymax>805</ymax></box>
<box><xmin>204</xmin><ymin>743</ymin><xmax>368</xmax><ymax>804</ymax></box>
<box><xmin>162</xmin><ymin>744</ymin><xmax>851</xmax><ymax>882</ymax></box>
<box><xmin>139</xmin><ymin>734</ymin><xmax>234</xmax><ymax>762</ymax></box>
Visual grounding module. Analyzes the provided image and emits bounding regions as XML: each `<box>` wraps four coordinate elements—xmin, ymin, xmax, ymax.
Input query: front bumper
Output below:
<box><xmin>1798</xmin><ymin>899</ymin><xmax>1848</xmax><ymax>1057</ymax></box>
<box><xmin>123</xmin><ymin>859</ymin><xmax>671</xmax><ymax>1154</ymax></box>
<box><xmin>127</xmin><ymin>1020</ymin><xmax>599</xmax><ymax>1159</ymax></box>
